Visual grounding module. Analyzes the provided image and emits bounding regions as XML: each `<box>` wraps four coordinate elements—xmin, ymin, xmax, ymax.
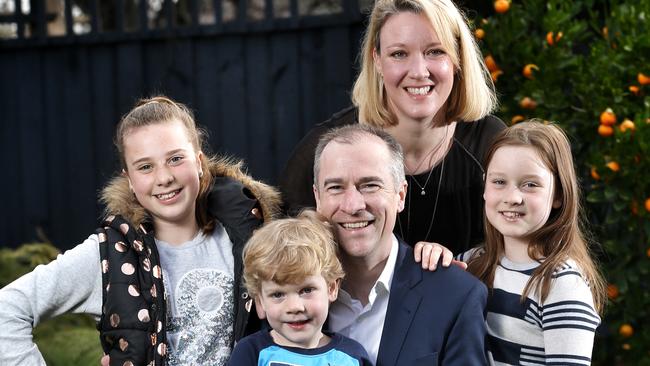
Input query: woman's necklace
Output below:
<box><xmin>406</xmin><ymin>125</ymin><xmax>450</xmax><ymax>196</ymax></box>
<box><xmin>398</xmin><ymin>155</ymin><xmax>446</xmax><ymax>243</ymax></box>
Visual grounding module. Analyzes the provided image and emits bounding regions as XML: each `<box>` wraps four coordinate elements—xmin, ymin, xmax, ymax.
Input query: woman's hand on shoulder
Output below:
<box><xmin>414</xmin><ymin>241</ymin><xmax>468</xmax><ymax>271</ymax></box>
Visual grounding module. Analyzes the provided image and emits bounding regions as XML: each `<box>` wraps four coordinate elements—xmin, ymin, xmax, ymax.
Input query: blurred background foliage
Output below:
<box><xmin>474</xmin><ymin>0</ymin><xmax>650</xmax><ymax>364</ymax></box>
<box><xmin>0</xmin><ymin>243</ymin><xmax>102</xmax><ymax>365</ymax></box>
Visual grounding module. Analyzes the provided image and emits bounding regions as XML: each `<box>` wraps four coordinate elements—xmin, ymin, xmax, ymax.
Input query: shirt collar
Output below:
<box><xmin>371</xmin><ymin>235</ymin><xmax>399</xmax><ymax>299</ymax></box>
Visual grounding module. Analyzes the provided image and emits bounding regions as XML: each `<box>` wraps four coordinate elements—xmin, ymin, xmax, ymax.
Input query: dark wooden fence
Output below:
<box><xmin>0</xmin><ymin>0</ymin><xmax>366</xmax><ymax>249</ymax></box>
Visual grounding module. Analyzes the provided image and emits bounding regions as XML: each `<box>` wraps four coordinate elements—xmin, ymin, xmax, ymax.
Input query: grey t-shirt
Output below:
<box><xmin>157</xmin><ymin>221</ymin><xmax>235</xmax><ymax>366</ymax></box>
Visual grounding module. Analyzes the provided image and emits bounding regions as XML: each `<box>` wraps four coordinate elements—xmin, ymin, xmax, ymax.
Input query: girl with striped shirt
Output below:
<box><xmin>464</xmin><ymin>121</ymin><xmax>606</xmax><ymax>365</ymax></box>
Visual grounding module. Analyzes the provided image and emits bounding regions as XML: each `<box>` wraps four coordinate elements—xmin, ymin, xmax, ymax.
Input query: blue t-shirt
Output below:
<box><xmin>228</xmin><ymin>330</ymin><xmax>373</xmax><ymax>366</ymax></box>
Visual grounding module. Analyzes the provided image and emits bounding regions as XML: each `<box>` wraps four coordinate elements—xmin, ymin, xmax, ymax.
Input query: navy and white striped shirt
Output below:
<box><xmin>461</xmin><ymin>252</ymin><xmax>600</xmax><ymax>366</ymax></box>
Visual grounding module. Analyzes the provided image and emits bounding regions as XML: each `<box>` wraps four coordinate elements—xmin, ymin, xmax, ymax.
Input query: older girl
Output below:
<box><xmin>0</xmin><ymin>96</ymin><xmax>279</xmax><ymax>365</ymax></box>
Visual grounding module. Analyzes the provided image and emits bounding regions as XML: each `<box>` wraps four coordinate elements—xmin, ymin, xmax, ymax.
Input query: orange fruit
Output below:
<box><xmin>606</xmin><ymin>161</ymin><xmax>620</xmax><ymax>172</ymax></box>
<box><xmin>546</xmin><ymin>32</ymin><xmax>554</xmax><ymax>46</ymax></box>
<box><xmin>602</xmin><ymin>26</ymin><xmax>609</xmax><ymax>38</ymax></box>
<box><xmin>519</xmin><ymin>97</ymin><xmax>537</xmax><ymax>110</ymax></box>
<box><xmin>546</xmin><ymin>31</ymin><xmax>563</xmax><ymax>46</ymax></box>
<box><xmin>607</xmin><ymin>284</ymin><xmax>619</xmax><ymax>300</ymax></box>
<box><xmin>622</xmin><ymin>343</ymin><xmax>631</xmax><ymax>351</ymax></box>
<box><xmin>620</xmin><ymin>119</ymin><xmax>635</xmax><ymax>132</ymax></box>
<box><xmin>511</xmin><ymin>115</ymin><xmax>525</xmax><ymax>124</ymax></box>
<box><xmin>475</xmin><ymin>28</ymin><xmax>485</xmax><ymax>39</ymax></box>
<box><xmin>645</xmin><ymin>198</ymin><xmax>650</xmax><ymax>212</ymax></box>
<box><xmin>638</xmin><ymin>72</ymin><xmax>650</xmax><ymax>85</ymax></box>
<box><xmin>646</xmin><ymin>247</ymin><xmax>650</xmax><ymax>258</ymax></box>
<box><xmin>629</xmin><ymin>85</ymin><xmax>640</xmax><ymax>95</ymax></box>
<box><xmin>600</xmin><ymin>108</ymin><xmax>617</xmax><ymax>126</ymax></box>
<box><xmin>598</xmin><ymin>124</ymin><xmax>614</xmax><ymax>137</ymax></box>
<box><xmin>491</xmin><ymin>70</ymin><xmax>503</xmax><ymax>82</ymax></box>
<box><xmin>485</xmin><ymin>55</ymin><xmax>499</xmax><ymax>73</ymax></box>
<box><xmin>494</xmin><ymin>0</ymin><xmax>510</xmax><ymax>13</ymax></box>
<box><xmin>590</xmin><ymin>166</ymin><xmax>600</xmax><ymax>180</ymax></box>
<box><xmin>522</xmin><ymin>64</ymin><xmax>539</xmax><ymax>79</ymax></box>
<box><xmin>619</xmin><ymin>324</ymin><xmax>634</xmax><ymax>338</ymax></box>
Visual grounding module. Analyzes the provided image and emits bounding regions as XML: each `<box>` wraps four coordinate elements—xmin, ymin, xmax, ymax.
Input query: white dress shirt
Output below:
<box><xmin>328</xmin><ymin>235</ymin><xmax>399</xmax><ymax>364</ymax></box>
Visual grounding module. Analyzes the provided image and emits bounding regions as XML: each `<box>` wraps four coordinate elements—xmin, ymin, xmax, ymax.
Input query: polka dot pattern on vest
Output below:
<box><xmin>97</xmin><ymin>215</ymin><xmax>167</xmax><ymax>365</ymax></box>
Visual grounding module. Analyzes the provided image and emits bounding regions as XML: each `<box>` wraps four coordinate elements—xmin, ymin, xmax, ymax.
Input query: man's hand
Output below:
<box><xmin>100</xmin><ymin>354</ymin><xmax>109</xmax><ymax>366</ymax></box>
<box><xmin>413</xmin><ymin>241</ymin><xmax>467</xmax><ymax>271</ymax></box>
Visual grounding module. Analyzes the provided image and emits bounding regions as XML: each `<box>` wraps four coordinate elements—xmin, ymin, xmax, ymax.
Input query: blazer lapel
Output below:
<box><xmin>376</xmin><ymin>241</ymin><xmax>423</xmax><ymax>366</ymax></box>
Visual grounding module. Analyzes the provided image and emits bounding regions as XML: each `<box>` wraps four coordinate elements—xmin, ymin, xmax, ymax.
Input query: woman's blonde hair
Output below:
<box><xmin>467</xmin><ymin>120</ymin><xmax>606</xmax><ymax>314</ymax></box>
<box><xmin>352</xmin><ymin>0</ymin><xmax>497</xmax><ymax>127</ymax></box>
<box><xmin>243</xmin><ymin>210</ymin><xmax>345</xmax><ymax>298</ymax></box>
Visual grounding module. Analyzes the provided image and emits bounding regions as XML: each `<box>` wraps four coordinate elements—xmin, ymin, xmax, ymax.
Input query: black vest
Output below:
<box><xmin>96</xmin><ymin>215</ymin><xmax>167</xmax><ymax>365</ymax></box>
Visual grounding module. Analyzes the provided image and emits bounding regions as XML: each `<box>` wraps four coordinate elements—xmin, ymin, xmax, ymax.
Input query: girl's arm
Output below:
<box><xmin>0</xmin><ymin>235</ymin><xmax>103</xmax><ymax>365</ymax></box>
<box><xmin>541</xmin><ymin>267</ymin><xmax>601</xmax><ymax>365</ymax></box>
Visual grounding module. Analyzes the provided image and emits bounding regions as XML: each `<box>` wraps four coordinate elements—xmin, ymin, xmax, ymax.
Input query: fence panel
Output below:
<box><xmin>0</xmin><ymin>1</ymin><xmax>365</xmax><ymax>249</ymax></box>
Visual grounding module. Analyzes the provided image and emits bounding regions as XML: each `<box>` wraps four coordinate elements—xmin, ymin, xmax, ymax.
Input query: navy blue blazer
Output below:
<box><xmin>376</xmin><ymin>240</ymin><xmax>488</xmax><ymax>365</ymax></box>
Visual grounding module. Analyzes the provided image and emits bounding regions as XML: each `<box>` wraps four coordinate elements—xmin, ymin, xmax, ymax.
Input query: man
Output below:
<box><xmin>313</xmin><ymin>124</ymin><xmax>488</xmax><ymax>365</ymax></box>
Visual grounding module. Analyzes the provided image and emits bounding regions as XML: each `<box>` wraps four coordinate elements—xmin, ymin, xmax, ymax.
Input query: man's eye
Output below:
<box><xmin>301</xmin><ymin>287</ymin><xmax>315</xmax><ymax>295</ymax></box>
<box><xmin>360</xmin><ymin>184</ymin><xmax>380</xmax><ymax>193</ymax></box>
<box><xmin>270</xmin><ymin>292</ymin><xmax>284</xmax><ymax>299</ymax></box>
<box><xmin>326</xmin><ymin>185</ymin><xmax>343</xmax><ymax>193</ymax></box>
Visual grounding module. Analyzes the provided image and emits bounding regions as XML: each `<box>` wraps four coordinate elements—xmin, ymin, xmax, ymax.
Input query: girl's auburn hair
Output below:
<box><xmin>467</xmin><ymin>121</ymin><xmax>606</xmax><ymax>314</ymax></box>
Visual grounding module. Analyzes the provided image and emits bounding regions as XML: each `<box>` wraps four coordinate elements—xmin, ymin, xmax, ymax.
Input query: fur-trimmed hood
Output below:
<box><xmin>100</xmin><ymin>156</ymin><xmax>281</xmax><ymax>228</ymax></box>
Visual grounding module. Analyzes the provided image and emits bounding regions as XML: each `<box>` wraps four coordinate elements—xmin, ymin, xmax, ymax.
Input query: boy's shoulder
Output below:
<box><xmin>327</xmin><ymin>331</ymin><xmax>370</xmax><ymax>359</ymax></box>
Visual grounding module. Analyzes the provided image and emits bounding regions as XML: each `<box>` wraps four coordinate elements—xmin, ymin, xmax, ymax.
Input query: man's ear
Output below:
<box><xmin>313</xmin><ymin>184</ymin><xmax>321</xmax><ymax>211</ymax></box>
<box><xmin>254</xmin><ymin>296</ymin><xmax>266</xmax><ymax>320</ymax></box>
<box><xmin>396</xmin><ymin>180</ymin><xmax>407</xmax><ymax>212</ymax></box>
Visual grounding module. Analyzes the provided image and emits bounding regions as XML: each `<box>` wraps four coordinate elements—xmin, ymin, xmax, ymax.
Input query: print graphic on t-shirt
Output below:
<box><xmin>166</xmin><ymin>268</ymin><xmax>235</xmax><ymax>366</ymax></box>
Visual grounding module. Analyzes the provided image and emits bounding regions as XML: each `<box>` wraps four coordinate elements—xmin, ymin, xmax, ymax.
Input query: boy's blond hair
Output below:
<box><xmin>243</xmin><ymin>210</ymin><xmax>345</xmax><ymax>298</ymax></box>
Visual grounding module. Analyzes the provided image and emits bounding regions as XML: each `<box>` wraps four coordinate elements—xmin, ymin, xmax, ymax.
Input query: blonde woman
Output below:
<box><xmin>281</xmin><ymin>0</ymin><xmax>505</xmax><ymax>259</ymax></box>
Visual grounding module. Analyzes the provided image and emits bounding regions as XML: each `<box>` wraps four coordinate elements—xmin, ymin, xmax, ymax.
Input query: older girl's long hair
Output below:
<box><xmin>467</xmin><ymin>121</ymin><xmax>606</xmax><ymax>314</ymax></box>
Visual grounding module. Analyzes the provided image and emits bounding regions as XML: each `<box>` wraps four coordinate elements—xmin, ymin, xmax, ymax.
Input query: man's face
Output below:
<box><xmin>314</xmin><ymin>134</ymin><xmax>406</xmax><ymax>266</ymax></box>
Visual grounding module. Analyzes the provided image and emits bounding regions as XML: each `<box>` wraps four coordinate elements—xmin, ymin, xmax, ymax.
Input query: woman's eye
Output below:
<box><xmin>491</xmin><ymin>179</ymin><xmax>505</xmax><ymax>185</ymax></box>
<box><xmin>270</xmin><ymin>292</ymin><xmax>284</xmax><ymax>299</ymax></box>
<box><xmin>426</xmin><ymin>48</ymin><xmax>445</xmax><ymax>57</ymax></box>
<box><xmin>523</xmin><ymin>182</ymin><xmax>539</xmax><ymax>189</ymax></box>
<box><xmin>390</xmin><ymin>50</ymin><xmax>407</xmax><ymax>58</ymax></box>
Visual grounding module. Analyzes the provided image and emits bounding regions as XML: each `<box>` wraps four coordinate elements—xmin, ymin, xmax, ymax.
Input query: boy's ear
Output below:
<box><xmin>328</xmin><ymin>279</ymin><xmax>340</xmax><ymax>302</ymax></box>
<box><xmin>254</xmin><ymin>296</ymin><xmax>266</xmax><ymax>320</ymax></box>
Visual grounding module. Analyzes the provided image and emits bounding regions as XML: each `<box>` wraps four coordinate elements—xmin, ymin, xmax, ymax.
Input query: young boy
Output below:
<box><xmin>228</xmin><ymin>211</ymin><xmax>372</xmax><ymax>366</ymax></box>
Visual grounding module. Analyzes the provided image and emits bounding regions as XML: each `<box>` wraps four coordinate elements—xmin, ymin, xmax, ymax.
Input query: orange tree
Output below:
<box><xmin>470</xmin><ymin>0</ymin><xmax>650</xmax><ymax>364</ymax></box>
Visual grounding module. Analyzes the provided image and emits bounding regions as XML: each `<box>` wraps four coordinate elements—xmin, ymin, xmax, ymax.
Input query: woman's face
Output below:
<box><xmin>373</xmin><ymin>11</ymin><xmax>455</xmax><ymax>125</ymax></box>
